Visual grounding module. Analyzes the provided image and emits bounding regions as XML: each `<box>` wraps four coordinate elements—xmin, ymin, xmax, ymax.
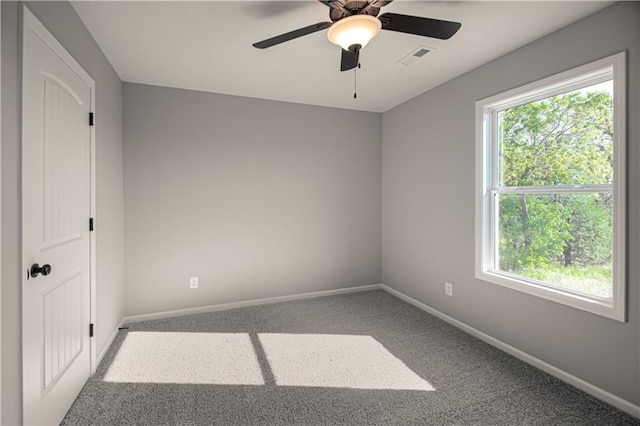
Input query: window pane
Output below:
<box><xmin>496</xmin><ymin>192</ymin><xmax>612</xmax><ymax>298</ymax></box>
<box><xmin>498</xmin><ymin>81</ymin><xmax>613</xmax><ymax>187</ymax></box>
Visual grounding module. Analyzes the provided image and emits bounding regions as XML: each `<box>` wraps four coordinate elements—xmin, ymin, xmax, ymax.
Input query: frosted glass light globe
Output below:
<box><xmin>327</xmin><ymin>15</ymin><xmax>382</xmax><ymax>50</ymax></box>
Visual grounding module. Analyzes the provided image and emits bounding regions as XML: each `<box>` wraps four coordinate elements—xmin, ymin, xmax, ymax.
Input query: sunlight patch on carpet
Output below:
<box><xmin>103</xmin><ymin>332</ymin><xmax>264</xmax><ymax>385</ymax></box>
<box><xmin>258</xmin><ymin>334</ymin><xmax>435</xmax><ymax>391</ymax></box>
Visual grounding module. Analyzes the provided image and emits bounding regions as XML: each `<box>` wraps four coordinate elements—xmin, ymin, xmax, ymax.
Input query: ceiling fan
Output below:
<box><xmin>252</xmin><ymin>0</ymin><xmax>462</xmax><ymax>72</ymax></box>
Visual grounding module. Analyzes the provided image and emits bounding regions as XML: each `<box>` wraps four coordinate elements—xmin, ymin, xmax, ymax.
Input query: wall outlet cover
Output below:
<box><xmin>445</xmin><ymin>282</ymin><xmax>453</xmax><ymax>297</ymax></box>
<box><xmin>190</xmin><ymin>276</ymin><xmax>199</xmax><ymax>289</ymax></box>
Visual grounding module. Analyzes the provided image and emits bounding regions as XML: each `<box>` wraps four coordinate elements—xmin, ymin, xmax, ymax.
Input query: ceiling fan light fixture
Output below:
<box><xmin>327</xmin><ymin>15</ymin><xmax>382</xmax><ymax>50</ymax></box>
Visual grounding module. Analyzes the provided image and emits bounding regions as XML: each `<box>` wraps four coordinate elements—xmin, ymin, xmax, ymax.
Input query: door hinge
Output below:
<box><xmin>90</xmin><ymin>218</ymin><xmax>94</xmax><ymax>232</ymax></box>
<box><xmin>89</xmin><ymin>323</ymin><xmax>94</xmax><ymax>337</ymax></box>
<box><xmin>89</xmin><ymin>112</ymin><xmax>94</xmax><ymax>126</ymax></box>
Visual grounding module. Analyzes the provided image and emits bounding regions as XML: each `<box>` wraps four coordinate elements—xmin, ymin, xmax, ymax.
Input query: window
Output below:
<box><xmin>475</xmin><ymin>53</ymin><xmax>626</xmax><ymax>321</ymax></box>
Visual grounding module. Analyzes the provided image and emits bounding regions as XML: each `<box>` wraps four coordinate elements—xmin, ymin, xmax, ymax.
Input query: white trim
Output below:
<box><xmin>477</xmin><ymin>54</ymin><xmax>620</xmax><ymax>112</ymax></box>
<box><xmin>123</xmin><ymin>284</ymin><xmax>383</xmax><ymax>324</ymax></box>
<box><xmin>23</xmin><ymin>8</ymin><xmax>92</xmax><ymax>85</ymax></box>
<box><xmin>0</xmin><ymin>2</ymin><xmax>3</xmax><ymax>420</ymax></box>
<box><xmin>96</xmin><ymin>319</ymin><xmax>124</xmax><ymax>368</ymax></box>
<box><xmin>380</xmin><ymin>284</ymin><xmax>640</xmax><ymax>419</ymax></box>
<box><xmin>89</xmin><ymin>74</ymin><xmax>97</xmax><ymax>376</ymax></box>
<box><xmin>475</xmin><ymin>52</ymin><xmax>626</xmax><ymax>322</ymax></box>
<box><xmin>479</xmin><ymin>271</ymin><xmax>620</xmax><ymax>320</ymax></box>
<box><xmin>610</xmin><ymin>50</ymin><xmax>626</xmax><ymax>322</ymax></box>
<box><xmin>493</xmin><ymin>184</ymin><xmax>612</xmax><ymax>194</ymax></box>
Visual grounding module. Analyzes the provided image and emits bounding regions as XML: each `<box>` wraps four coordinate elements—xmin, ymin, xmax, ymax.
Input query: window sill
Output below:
<box><xmin>475</xmin><ymin>269</ymin><xmax>625</xmax><ymax>322</ymax></box>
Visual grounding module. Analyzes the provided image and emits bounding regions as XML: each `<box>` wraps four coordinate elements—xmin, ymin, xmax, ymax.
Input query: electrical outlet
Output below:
<box><xmin>190</xmin><ymin>276</ymin><xmax>198</xmax><ymax>289</ymax></box>
<box><xmin>445</xmin><ymin>282</ymin><xmax>453</xmax><ymax>297</ymax></box>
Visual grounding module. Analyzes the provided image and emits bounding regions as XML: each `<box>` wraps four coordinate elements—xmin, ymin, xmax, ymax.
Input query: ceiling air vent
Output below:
<box><xmin>397</xmin><ymin>46</ymin><xmax>435</xmax><ymax>67</ymax></box>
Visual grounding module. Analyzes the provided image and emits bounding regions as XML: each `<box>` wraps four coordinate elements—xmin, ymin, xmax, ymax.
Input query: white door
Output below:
<box><xmin>22</xmin><ymin>8</ymin><xmax>94</xmax><ymax>425</ymax></box>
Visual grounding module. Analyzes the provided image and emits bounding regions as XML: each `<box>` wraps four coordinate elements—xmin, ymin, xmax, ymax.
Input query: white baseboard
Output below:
<box><xmin>93</xmin><ymin>318</ymin><xmax>125</xmax><ymax>373</ymax></box>
<box><xmin>123</xmin><ymin>284</ymin><xmax>383</xmax><ymax>325</ymax></box>
<box><xmin>380</xmin><ymin>284</ymin><xmax>640</xmax><ymax>419</ymax></box>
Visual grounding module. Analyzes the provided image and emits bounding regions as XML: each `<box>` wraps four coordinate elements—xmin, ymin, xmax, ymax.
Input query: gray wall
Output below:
<box><xmin>382</xmin><ymin>2</ymin><xmax>640</xmax><ymax>404</ymax></box>
<box><xmin>1</xmin><ymin>2</ymin><xmax>125</xmax><ymax>423</ymax></box>
<box><xmin>123</xmin><ymin>83</ymin><xmax>382</xmax><ymax>316</ymax></box>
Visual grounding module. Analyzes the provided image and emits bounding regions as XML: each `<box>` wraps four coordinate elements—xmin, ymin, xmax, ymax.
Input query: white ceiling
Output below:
<box><xmin>71</xmin><ymin>1</ymin><xmax>611</xmax><ymax>113</ymax></box>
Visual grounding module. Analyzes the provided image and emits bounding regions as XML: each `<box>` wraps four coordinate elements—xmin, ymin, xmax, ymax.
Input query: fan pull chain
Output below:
<box><xmin>353</xmin><ymin>63</ymin><xmax>361</xmax><ymax>99</ymax></box>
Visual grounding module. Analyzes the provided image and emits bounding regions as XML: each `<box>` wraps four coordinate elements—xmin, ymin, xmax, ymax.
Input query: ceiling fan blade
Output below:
<box><xmin>379</xmin><ymin>13</ymin><xmax>461</xmax><ymax>40</ymax></box>
<box><xmin>340</xmin><ymin>47</ymin><xmax>360</xmax><ymax>72</ymax></box>
<box><xmin>253</xmin><ymin>22</ymin><xmax>332</xmax><ymax>49</ymax></box>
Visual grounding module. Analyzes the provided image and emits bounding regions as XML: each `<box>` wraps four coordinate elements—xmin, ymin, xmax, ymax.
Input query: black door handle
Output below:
<box><xmin>30</xmin><ymin>263</ymin><xmax>52</xmax><ymax>278</ymax></box>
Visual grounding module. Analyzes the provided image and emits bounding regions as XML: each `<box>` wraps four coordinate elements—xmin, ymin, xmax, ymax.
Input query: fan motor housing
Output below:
<box><xmin>330</xmin><ymin>0</ymin><xmax>381</xmax><ymax>22</ymax></box>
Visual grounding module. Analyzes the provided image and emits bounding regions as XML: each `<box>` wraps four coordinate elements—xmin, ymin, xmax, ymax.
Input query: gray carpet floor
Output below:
<box><xmin>62</xmin><ymin>290</ymin><xmax>640</xmax><ymax>425</ymax></box>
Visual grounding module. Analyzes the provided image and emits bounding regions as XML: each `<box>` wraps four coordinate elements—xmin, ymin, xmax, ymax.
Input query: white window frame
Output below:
<box><xmin>475</xmin><ymin>52</ymin><xmax>626</xmax><ymax>322</ymax></box>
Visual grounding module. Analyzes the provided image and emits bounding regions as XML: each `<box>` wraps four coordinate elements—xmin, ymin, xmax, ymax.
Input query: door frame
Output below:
<box><xmin>21</xmin><ymin>6</ymin><xmax>98</xmax><ymax>395</ymax></box>
<box><xmin>1</xmin><ymin>1</ymin><xmax>3</xmax><ymax>421</ymax></box>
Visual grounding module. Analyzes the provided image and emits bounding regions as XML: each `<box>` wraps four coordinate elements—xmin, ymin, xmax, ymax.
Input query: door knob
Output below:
<box><xmin>30</xmin><ymin>263</ymin><xmax>52</xmax><ymax>278</ymax></box>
